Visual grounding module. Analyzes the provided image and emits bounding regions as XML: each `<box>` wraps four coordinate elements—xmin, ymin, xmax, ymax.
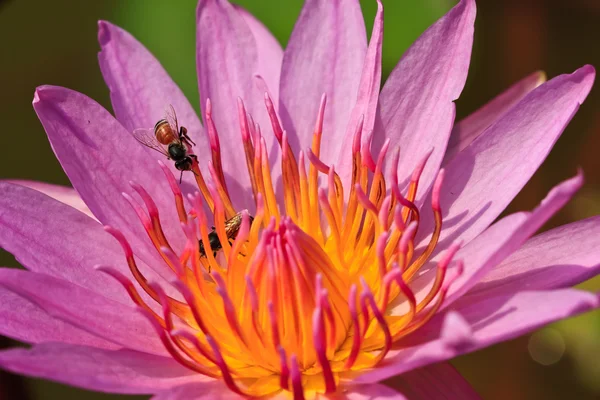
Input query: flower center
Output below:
<box><xmin>101</xmin><ymin>94</ymin><xmax>462</xmax><ymax>399</ymax></box>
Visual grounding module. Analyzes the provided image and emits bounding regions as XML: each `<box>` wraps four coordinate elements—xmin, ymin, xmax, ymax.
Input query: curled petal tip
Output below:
<box><xmin>569</xmin><ymin>65</ymin><xmax>596</xmax><ymax>102</ymax></box>
<box><xmin>545</xmin><ymin>172</ymin><xmax>584</xmax><ymax>201</ymax></box>
<box><xmin>580</xmin><ymin>64</ymin><xmax>596</xmax><ymax>77</ymax></box>
<box><xmin>462</xmin><ymin>0</ymin><xmax>477</xmax><ymax>10</ymax></box>
<box><xmin>33</xmin><ymin>85</ymin><xmax>61</xmax><ymax>104</ymax></box>
<box><xmin>97</xmin><ymin>20</ymin><xmax>113</xmax><ymax>45</ymax></box>
<box><xmin>32</xmin><ymin>89</ymin><xmax>41</xmax><ymax>105</ymax></box>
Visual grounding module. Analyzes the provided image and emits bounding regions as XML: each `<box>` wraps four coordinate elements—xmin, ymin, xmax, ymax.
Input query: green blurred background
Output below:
<box><xmin>0</xmin><ymin>0</ymin><xmax>599</xmax><ymax>398</ymax></box>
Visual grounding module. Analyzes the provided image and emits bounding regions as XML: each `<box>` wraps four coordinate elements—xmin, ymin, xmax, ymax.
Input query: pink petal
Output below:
<box><xmin>152</xmin><ymin>382</ymin><xmax>238</xmax><ymax>400</ymax></box>
<box><xmin>279</xmin><ymin>0</ymin><xmax>367</xmax><ymax>163</ymax></box>
<box><xmin>385</xmin><ymin>362</ymin><xmax>480</xmax><ymax>400</ymax></box>
<box><xmin>33</xmin><ymin>85</ymin><xmax>185</xmax><ymax>269</ymax></box>
<box><xmin>399</xmin><ymin>213</ymin><xmax>525</xmax><ymax>316</ymax></box>
<box><xmin>374</xmin><ymin>0</ymin><xmax>475</xmax><ymax>203</ymax></box>
<box><xmin>0</xmin><ymin>286</ymin><xmax>118</xmax><ymax>349</ymax></box>
<box><xmin>234</xmin><ymin>5</ymin><xmax>283</xmax><ymax>104</ymax></box>
<box><xmin>0</xmin><ymin>342</ymin><xmax>202</xmax><ymax>394</ymax></box>
<box><xmin>98</xmin><ymin>21</ymin><xmax>205</xmax><ymax>142</ymax></box>
<box><xmin>441</xmin><ymin>172</ymin><xmax>583</xmax><ymax>306</ymax></box>
<box><xmin>337</xmin><ymin>0</ymin><xmax>384</xmax><ymax>186</ymax></box>
<box><xmin>400</xmin><ymin>167</ymin><xmax>582</xmax><ymax>315</ymax></box>
<box><xmin>6</xmin><ymin>180</ymin><xmax>95</xmax><ymax>219</ymax></box>
<box><xmin>196</xmin><ymin>0</ymin><xmax>276</xmax><ymax>206</ymax></box>
<box><xmin>0</xmin><ymin>268</ymin><xmax>165</xmax><ymax>356</ymax></box>
<box><xmin>443</xmin><ymin>71</ymin><xmax>546</xmax><ymax>163</ymax></box>
<box><xmin>0</xmin><ymin>182</ymin><xmax>171</xmax><ymax>304</ymax></box>
<box><xmin>466</xmin><ymin>215</ymin><xmax>600</xmax><ymax>301</ymax></box>
<box><xmin>335</xmin><ymin>384</ymin><xmax>407</xmax><ymax>399</ymax></box>
<box><xmin>358</xmin><ymin>288</ymin><xmax>599</xmax><ymax>383</ymax></box>
<box><xmin>452</xmin><ymin>289</ymin><xmax>598</xmax><ymax>346</ymax></box>
<box><xmin>417</xmin><ymin>65</ymin><xmax>595</xmax><ymax>249</ymax></box>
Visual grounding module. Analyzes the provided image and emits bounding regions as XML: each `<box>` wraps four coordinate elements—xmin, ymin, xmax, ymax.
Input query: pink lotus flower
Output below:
<box><xmin>0</xmin><ymin>0</ymin><xmax>598</xmax><ymax>398</ymax></box>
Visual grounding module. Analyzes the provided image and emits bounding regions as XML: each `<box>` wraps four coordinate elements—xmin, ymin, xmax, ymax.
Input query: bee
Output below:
<box><xmin>132</xmin><ymin>105</ymin><xmax>197</xmax><ymax>183</ymax></box>
<box><xmin>199</xmin><ymin>212</ymin><xmax>254</xmax><ymax>259</ymax></box>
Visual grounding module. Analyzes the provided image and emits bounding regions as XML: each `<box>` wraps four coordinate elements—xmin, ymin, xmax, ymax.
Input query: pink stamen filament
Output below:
<box><xmin>313</xmin><ymin>307</ymin><xmax>336</xmax><ymax>393</ymax></box>
<box><xmin>345</xmin><ymin>285</ymin><xmax>361</xmax><ymax>369</ymax></box>
<box><xmin>361</xmin><ymin>279</ymin><xmax>392</xmax><ymax>363</ymax></box>
<box><xmin>206</xmin><ymin>335</ymin><xmax>247</xmax><ymax>397</ymax></box>
<box><xmin>204</xmin><ymin>98</ymin><xmax>230</xmax><ymax>200</ymax></box>
<box><xmin>278</xmin><ymin>346</ymin><xmax>290</xmax><ymax>390</ymax></box>
<box><xmin>290</xmin><ymin>355</ymin><xmax>305</xmax><ymax>400</ymax></box>
<box><xmin>237</xmin><ymin>99</ymin><xmax>260</xmax><ymax>202</ymax></box>
<box><xmin>137</xmin><ymin>306</ymin><xmax>217</xmax><ymax>377</ymax></box>
<box><xmin>159</xmin><ymin>161</ymin><xmax>187</xmax><ymax>223</ymax></box>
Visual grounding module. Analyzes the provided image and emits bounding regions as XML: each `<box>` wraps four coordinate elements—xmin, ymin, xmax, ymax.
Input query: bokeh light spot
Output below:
<box><xmin>528</xmin><ymin>328</ymin><xmax>566</xmax><ymax>366</ymax></box>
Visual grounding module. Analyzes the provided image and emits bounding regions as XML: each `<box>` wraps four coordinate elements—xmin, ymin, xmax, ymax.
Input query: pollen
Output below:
<box><xmin>102</xmin><ymin>94</ymin><xmax>463</xmax><ymax>399</ymax></box>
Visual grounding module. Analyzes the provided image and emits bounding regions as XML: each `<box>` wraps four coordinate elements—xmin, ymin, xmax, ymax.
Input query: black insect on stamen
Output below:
<box><xmin>198</xmin><ymin>213</ymin><xmax>254</xmax><ymax>272</ymax></box>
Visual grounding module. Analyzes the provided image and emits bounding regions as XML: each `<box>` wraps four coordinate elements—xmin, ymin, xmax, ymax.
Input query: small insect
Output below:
<box><xmin>132</xmin><ymin>105</ymin><xmax>197</xmax><ymax>183</ymax></box>
<box><xmin>199</xmin><ymin>212</ymin><xmax>254</xmax><ymax>260</ymax></box>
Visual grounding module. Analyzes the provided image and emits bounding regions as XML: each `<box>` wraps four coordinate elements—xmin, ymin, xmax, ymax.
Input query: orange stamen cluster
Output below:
<box><xmin>102</xmin><ymin>95</ymin><xmax>463</xmax><ymax>398</ymax></box>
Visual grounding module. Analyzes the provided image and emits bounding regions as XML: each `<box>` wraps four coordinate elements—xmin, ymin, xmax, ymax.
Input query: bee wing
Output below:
<box><xmin>131</xmin><ymin>128</ymin><xmax>170</xmax><ymax>158</ymax></box>
<box><xmin>224</xmin><ymin>212</ymin><xmax>243</xmax><ymax>240</ymax></box>
<box><xmin>165</xmin><ymin>104</ymin><xmax>179</xmax><ymax>135</ymax></box>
